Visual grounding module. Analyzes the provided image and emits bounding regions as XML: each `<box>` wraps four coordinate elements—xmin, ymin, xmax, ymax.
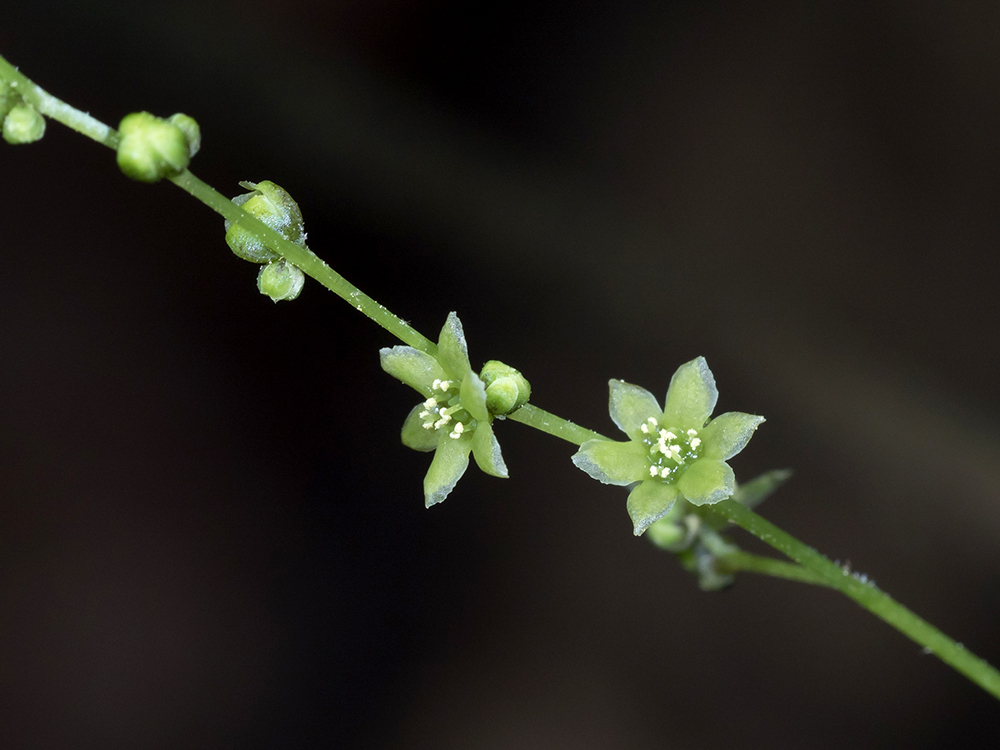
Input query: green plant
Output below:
<box><xmin>2</xmin><ymin>50</ymin><xmax>998</xmax><ymax>705</ymax></box>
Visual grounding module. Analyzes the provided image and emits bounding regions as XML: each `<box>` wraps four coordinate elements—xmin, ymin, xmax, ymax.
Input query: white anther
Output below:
<box><xmin>658</xmin><ymin>442</ymin><xmax>669</xmax><ymax>455</ymax></box>
<box><xmin>670</xmin><ymin>445</ymin><xmax>682</xmax><ymax>458</ymax></box>
<box><xmin>640</xmin><ymin>423</ymin><xmax>649</xmax><ymax>434</ymax></box>
<box><xmin>647</xmin><ymin>417</ymin><xmax>658</xmax><ymax>424</ymax></box>
<box><xmin>660</xmin><ymin>467</ymin><xmax>671</xmax><ymax>478</ymax></box>
<box><xmin>686</xmin><ymin>428</ymin><xmax>698</xmax><ymax>437</ymax></box>
<box><xmin>690</xmin><ymin>437</ymin><xmax>701</xmax><ymax>449</ymax></box>
<box><xmin>664</xmin><ymin>431</ymin><xmax>677</xmax><ymax>440</ymax></box>
<box><xmin>418</xmin><ymin>410</ymin><xmax>430</xmax><ymax>419</ymax></box>
<box><xmin>424</xmin><ymin>397</ymin><xmax>437</xmax><ymax>408</ymax></box>
<box><xmin>649</xmin><ymin>465</ymin><xmax>659</xmax><ymax>477</ymax></box>
<box><xmin>432</xmin><ymin>379</ymin><xmax>441</xmax><ymax>389</ymax></box>
<box><xmin>422</xmin><ymin>421</ymin><xmax>435</xmax><ymax>429</ymax></box>
<box><xmin>453</xmin><ymin>422</ymin><xmax>464</xmax><ymax>435</ymax></box>
<box><xmin>439</xmin><ymin>380</ymin><xmax>452</xmax><ymax>391</ymax></box>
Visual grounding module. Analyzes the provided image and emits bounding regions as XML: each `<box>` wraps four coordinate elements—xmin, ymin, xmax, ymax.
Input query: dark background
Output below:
<box><xmin>3</xmin><ymin>1</ymin><xmax>1000</xmax><ymax>747</ymax></box>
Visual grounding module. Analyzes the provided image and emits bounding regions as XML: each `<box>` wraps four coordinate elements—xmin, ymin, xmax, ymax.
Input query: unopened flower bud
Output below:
<box><xmin>479</xmin><ymin>360</ymin><xmax>531</xmax><ymax>416</ymax></box>
<box><xmin>225</xmin><ymin>180</ymin><xmax>305</xmax><ymax>264</ymax></box>
<box><xmin>116</xmin><ymin>111</ymin><xmax>192</xmax><ymax>182</ymax></box>
<box><xmin>2</xmin><ymin>102</ymin><xmax>45</xmax><ymax>144</ymax></box>
<box><xmin>257</xmin><ymin>259</ymin><xmax>305</xmax><ymax>302</ymax></box>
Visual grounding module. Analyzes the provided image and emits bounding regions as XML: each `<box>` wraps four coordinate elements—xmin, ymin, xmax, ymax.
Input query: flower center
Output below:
<box><xmin>639</xmin><ymin>416</ymin><xmax>703</xmax><ymax>482</ymax></box>
<box><xmin>417</xmin><ymin>378</ymin><xmax>475</xmax><ymax>440</ymax></box>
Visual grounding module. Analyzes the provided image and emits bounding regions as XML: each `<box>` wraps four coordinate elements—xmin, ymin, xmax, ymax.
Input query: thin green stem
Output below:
<box><xmin>715</xmin><ymin>550</ymin><xmax>833</xmax><ymax>587</ymax></box>
<box><xmin>708</xmin><ymin>500</ymin><xmax>1000</xmax><ymax>700</ymax></box>
<box><xmin>507</xmin><ymin>404</ymin><xmax>606</xmax><ymax>445</ymax></box>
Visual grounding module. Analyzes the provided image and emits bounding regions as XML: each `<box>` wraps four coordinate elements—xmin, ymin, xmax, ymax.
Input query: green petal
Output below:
<box><xmin>662</xmin><ymin>357</ymin><xmax>718</xmax><ymax>429</ymax></box>
<box><xmin>401</xmin><ymin>404</ymin><xmax>439</xmax><ymax>452</ymax></box>
<box><xmin>608</xmin><ymin>379</ymin><xmax>662</xmax><ymax>440</ymax></box>
<box><xmin>571</xmin><ymin>439</ymin><xmax>648</xmax><ymax>486</ymax></box>
<box><xmin>437</xmin><ymin>311</ymin><xmax>472</xmax><ymax>379</ymax></box>
<box><xmin>424</xmin><ymin>435</ymin><xmax>472</xmax><ymax>507</ymax></box>
<box><xmin>627</xmin><ymin>481</ymin><xmax>680</xmax><ymax>536</ymax></box>
<box><xmin>470</xmin><ymin>420</ymin><xmax>508</xmax><ymax>478</ymax></box>
<box><xmin>700</xmin><ymin>412</ymin><xmax>765</xmax><ymax>460</ymax></box>
<box><xmin>380</xmin><ymin>346</ymin><xmax>446</xmax><ymax>395</ymax></box>
<box><xmin>677</xmin><ymin>458</ymin><xmax>735</xmax><ymax>506</ymax></box>
<box><xmin>460</xmin><ymin>371</ymin><xmax>490</xmax><ymax>422</ymax></box>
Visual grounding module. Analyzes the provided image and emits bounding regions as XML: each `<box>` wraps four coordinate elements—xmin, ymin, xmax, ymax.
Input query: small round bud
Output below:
<box><xmin>257</xmin><ymin>259</ymin><xmax>305</xmax><ymax>302</ymax></box>
<box><xmin>167</xmin><ymin>113</ymin><xmax>201</xmax><ymax>157</ymax></box>
<box><xmin>480</xmin><ymin>360</ymin><xmax>531</xmax><ymax>416</ymax></box>
<box><xmin>225</xmin><ymin>180</ymin><xmax>305</xmax><ymax>263</ymax></box>
<box><xmin>116</xmin><ymin>111</ymin><xmax>191</xmax><ymax>182</ymax></box>
<box><xmin>3</xmin><ymin>102</ymin><xmax>46</xmax><ymax>145</ymax></box>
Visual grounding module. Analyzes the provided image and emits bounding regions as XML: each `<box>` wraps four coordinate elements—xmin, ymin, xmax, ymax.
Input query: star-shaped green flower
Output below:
<box><xmin>572</xmin><ymin>357</ymin><xmax>764</xmax><ymax>536</ymax></box>
<box><xmin>380</xmin><ymin>312</ymin><xmax>507</xmax><ymax>507</ymax></box>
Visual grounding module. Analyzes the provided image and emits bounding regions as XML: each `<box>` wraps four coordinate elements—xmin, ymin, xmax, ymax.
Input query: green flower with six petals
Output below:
<box><xmin>381</xmin><ymin>312</ymin><xmax>507</xmax><ymax>507</ymax></box>
<box><xmin>572</xmin><ymin>357</ymin><xmax>764</xmax><ymax>536</ymax></box>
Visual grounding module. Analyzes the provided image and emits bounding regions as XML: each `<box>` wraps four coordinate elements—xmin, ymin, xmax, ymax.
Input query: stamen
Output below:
<box><xmin>647</xmin><ymin>417</ymin><xmax>658</xmax><ymax>425</ymax></box>
<box><xmin>690</xmin><ymin>437</ymin><xmax>701</xmax><ymax>449</ymax></box>
<box><xmin>432</xmin><ymin>379</ymin><xmax>441</xmax><ymax>389</ymax></box>
<box><xmin>418</xmin><ymin>410</ymin><xmax>430</xmax><ymax>419</ymax></box>
<box><xmin>640</xmin><ymin>423</ymin><xmax>649</xmax><ymax>434</ymax></box>
<box><xmin>664</xmin><ymin>431</ymin><xmax>676</xmax><ymax>440</ymax></box>
<box><xmin>424</xmin><ymin>397</ymin><xmax>437</xmax><ymax>408</ymax></box>
<box><xmin>686</xmin><ymin>428</ymin><xmax>698</xmax><ymax>437</ymax></box>
<box><xmin>659</xmin><ymin>467</ymin><xmax>671</xmax><ymax>478</ymax></box>
<box><xmin>649</xmin><ymin>465</ymin><xmax>659</xmax><ymax>477</ymax></box>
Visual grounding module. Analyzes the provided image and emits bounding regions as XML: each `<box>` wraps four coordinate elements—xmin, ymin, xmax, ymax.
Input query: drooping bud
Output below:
<box><xmin>479</xmin><ymin>360</ymin><xmax>531</xmax><ymax>416</ymax></box>
<box><xmin>257</xmin><ymin>259</ymin><xmax>305</xmax><ymax>302</ymax></box>
<box><xmin>116</xmin><ymin>111</ymin><xmax>192</xmax><ymax>182</ymax></box>
<box><xmin>224</xmin><ymin>180</ymin><xmax>304</xmax><ymax>264</ymax></box>
<box><xmin>2</xmin><ymin>101</ymin><xmax>45</xmax><ymax>144</ymax></box>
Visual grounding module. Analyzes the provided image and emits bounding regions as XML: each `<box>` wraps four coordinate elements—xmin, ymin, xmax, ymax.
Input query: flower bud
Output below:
<box><xmin>479</xmin><ymin>360</ymin><xmax>531</xmax><ymax>416</ymax></box>
<box><xmin>116</xmin><ymin>111</ymin><xmax>191</xmax><ymax>182</ymax></box>
<box><xmin>225</xmin><ymin>180</ymin><xmax>305</xmax><ymax>264</ymax></box>
<box><xmin>257</xmin><ymin>259</ymin><xmax>305</xmax><ymax>302</ymax></box>
<box><xmin>167</xmin><ymin>113</ymin><xmax>201</xmax><ymax>157</ymax></box>
<box><xmin>2</xmin><ymin>102</ymin><xmax>45</xmax><ymax>145</ymax></box>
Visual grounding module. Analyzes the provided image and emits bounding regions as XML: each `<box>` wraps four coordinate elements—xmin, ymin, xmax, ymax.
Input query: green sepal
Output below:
<box><xmin>608</xmin><ymin>380</ymin><xmax>661</xmax><ymax>440</ymax></box>
<box><xmin>627</xmin><ymin>481</ymin><xmax>680</xmax><ymax>536</ymax></box>
<box><xmin>225</xmin><ymin>180</ymin><xmax>304</xmax><ymax>263</ymax></box>
<box><xmin>662</xmin><ymin>356</ymin><xmax>718</xmax><ymax>429</ymax></box>
<box><xmin>470</xmin><ymin>420</ymin><xmax>508</xmax><ymax>478</ymax></box>
<box><xmin>459</xmin><ymin>372</ymin><xmax>489</xmax><ymax>423</ymax></box>
<box><xmin>437</xmin><ymin>312</ymin><xmax>471</xmax><ymax>379</ymax></box>
<box><xmin>701</xmin><ymin>411</ymin><xmax>765</xmax><ymax>460</ymax></box>
<box><xmin>401</xmin><ymin>404</ymin><xmax>439</xmax><ymax>452</ymax></box>
<box><xmin>379</xmin><ymin>346</ymin><xmax>446</xmax><ymax>395</ymax></box>
<box><xmin>677</xmin><ymin>458</ymin><xmax>735</xmax><ymax>506</ymax></box>
<box><xmin>732</xmin><ymin>468</ymin><xmax>792</xmax><ymax>510</ymax></box>
<box><xmin>423</xmin><ymin>433</ymin><xmax>471</xmax><ymax>507</ymax></box>
<box><xmin>571</xmin><ymin>439</ymin><xmax>648</xmax><ymax>486</ymax></box>
<box><xmin>167</xmin><ymin>112</ymin><xmax>201</xmax><ymax>157</ymax></box>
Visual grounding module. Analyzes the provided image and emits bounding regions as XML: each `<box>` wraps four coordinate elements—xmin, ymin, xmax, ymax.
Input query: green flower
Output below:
<box><xmin>572</xmin><ymin>357</ymin><xmax>764</xmax><ymax>536</ymax></box>
<box><xmin>380</xmin><ymin>312</ymin><xmax>507</xmax><ymax>507</ymax></box>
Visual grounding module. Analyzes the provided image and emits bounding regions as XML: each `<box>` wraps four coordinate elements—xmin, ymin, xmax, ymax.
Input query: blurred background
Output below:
<box><xmin>3</xmin><ymin>1</ymin><xmax>1000</xmax><ymax>747</ymax></box>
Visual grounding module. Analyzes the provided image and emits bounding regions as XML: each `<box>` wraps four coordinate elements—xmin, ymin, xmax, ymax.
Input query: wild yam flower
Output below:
<box><xmin>572</xmin><ymin>357</ymin><xmax>764</xmax><ymax>536</ymax></box>
<box><xmin>380</xmin><ymin>312</ymin><xmax>507</xmax><ymax>507</ymax></box>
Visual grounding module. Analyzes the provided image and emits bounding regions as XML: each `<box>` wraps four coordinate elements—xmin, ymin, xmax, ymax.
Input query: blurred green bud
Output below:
<box><xmin>167</xmin><ymin>112</ymin><xmax>201</xmax><ymax>157</ymax></box>
<box><xmin>479</xmin><ymin>360</ymin><xmax>531</xmax><ymax>416</ymax></box>
<box><xmin>225</xmin><ymin>180</ymin><xmax>305</xmax><ymax>264</ymax></box>
<box><xmin>0</xmin><ymin>85</ymin><xmax>16</xmax><ymax>122</ymax></box>
<box><xmin>257</xmin><ymin>259</ymin><xmax>305</xmax><ymax>302</ymax></box>
<box><xmin>3</xmin><ymin>102</ymin><xmax>45</xmax><ymax>144</ymax></box>
<box><xmin>116</xmin><ymin>111</ymin><xmax>191</xmax><ymax>182</ymax></box>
